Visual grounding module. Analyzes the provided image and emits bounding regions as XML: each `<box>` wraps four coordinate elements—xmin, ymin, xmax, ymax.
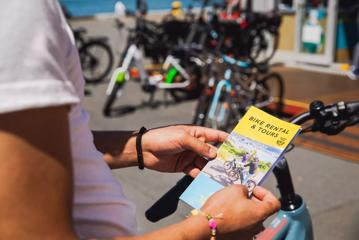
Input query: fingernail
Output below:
<box><xmin>209</xmin><ymin>147</ymin><xmax>217</xmax><ymax>157</ymax></box>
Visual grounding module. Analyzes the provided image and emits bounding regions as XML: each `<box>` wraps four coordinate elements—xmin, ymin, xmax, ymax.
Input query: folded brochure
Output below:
<box><xmin>180</xmin><ymin>106</ymin><xmax>301</xmax><ymax>209</ymax></box>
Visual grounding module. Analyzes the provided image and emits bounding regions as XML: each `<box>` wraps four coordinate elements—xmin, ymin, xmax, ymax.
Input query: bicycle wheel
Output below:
<box><xmin>224</xmin><ymin>161</ymin><xmax>234</xmax><ymax>171</ymax></box>
<box><xmin>221</xmin><ymin>93</ymin><xmax>242</xmax><ymax>132</ymax></box>
<box><xmin>192</xmin><ymin>92</ymin><xmax>212</xmax><ymax>126</ymax></box>
<box><xmin>228</xmin><ymin>171</ymin><xmax>239</xmax><ymax>182</ymax></box>
<box><xmin>249</xmin><ymin>30</ymin><xmax>279</xmax><ymax>64</ymax></box>
<box><xmin>79</xmin><ymin>40</ymin><xmax>114</xmax><ymax>84</ymax></box>
<box><xmin>255</xmin><ymin>72</ymin><xmax>284</xmax><ymax>116</ymax></box>
<box><xmin>103</xmin><ymin>82</ymin><xmax>122</xmax><ymax>117</ymax></box>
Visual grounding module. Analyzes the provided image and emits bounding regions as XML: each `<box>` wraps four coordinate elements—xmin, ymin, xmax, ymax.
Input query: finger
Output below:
<box><xmin>199</xmin><ymin>137</ymin><xmax>218</xmax><ymax>159</ymax></box>
<box><xmin>252</xmin><ymin>187</ymin><xmax>281</xmax><ymax>215</ymax></box>
<box><xmin>253</xmin><ymin>186</ymin><xmax>279</xmax><ymax>204</ymax></box>
<box><xmin>182</xmin><ymin>135</ymin><xmax>217</xmax><ymax>159</ymax></box>
<box><xmin>183</xmin><ymin>163</ymin><xmax>201</xmax><ymax>178</ymax></box>
<box><xmin>190</xmin><ymin>126</ymin><xmax>229</xmax><ymax>143</ymax></box>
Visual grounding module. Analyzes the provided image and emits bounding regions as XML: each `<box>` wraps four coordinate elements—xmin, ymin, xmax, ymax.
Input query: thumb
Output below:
<box><xmin>182</xmin><ymin>134</ymin><xmax>217</xmax><ymax>159</ymax></box>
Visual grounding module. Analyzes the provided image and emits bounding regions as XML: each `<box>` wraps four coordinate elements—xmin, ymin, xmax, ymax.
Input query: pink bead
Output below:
<box><xmin>208</xmin><ymin>219</ymin><xmax>217</xmax><ymax>229</ymax></box>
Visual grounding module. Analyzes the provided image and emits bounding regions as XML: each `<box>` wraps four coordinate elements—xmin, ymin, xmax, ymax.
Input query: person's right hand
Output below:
<box><xmin>200</xmin><ymin>185</ymin><xmax>280</xmax><ymax>239</ymax></box>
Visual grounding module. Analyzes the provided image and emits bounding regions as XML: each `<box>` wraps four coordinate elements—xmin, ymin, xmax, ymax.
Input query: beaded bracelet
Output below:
<box><xmin>190</xmin><ymin>209</ymin><xmax>223</xmax><ymax>240</ymax></box>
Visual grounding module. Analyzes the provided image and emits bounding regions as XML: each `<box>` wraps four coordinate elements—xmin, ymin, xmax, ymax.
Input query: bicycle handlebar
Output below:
<box><xmin>145</xmin><ymin>100</ymin><xmax>359</xmax><ymax>222</ymax></box>
<box><xmin>291</xmin><ymin>101</ymin><xmax>359</xmax><ymax>135</ymax></box>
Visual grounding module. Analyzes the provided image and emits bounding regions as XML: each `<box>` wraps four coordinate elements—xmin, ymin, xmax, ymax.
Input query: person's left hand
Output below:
<box><xmin>141</xmin><ymin>125</ymin><xmax>228</xmax><ymax>177</ymax></box>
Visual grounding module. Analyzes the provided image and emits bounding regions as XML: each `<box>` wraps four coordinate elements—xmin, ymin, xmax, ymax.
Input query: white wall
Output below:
<box><xmin>252</xmin><ymin>0</ymin><xmax>277</xmax><ymax>12</ymax></box>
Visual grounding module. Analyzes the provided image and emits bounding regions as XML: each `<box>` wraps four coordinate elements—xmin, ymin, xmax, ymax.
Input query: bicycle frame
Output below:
<box><xmin>207</xmin><ymin>69</ymin><xmax>232</xmax><ymax>129</ymax></box>
<box><xmin>106</xmin><ymin>44</ymin><xmax>147</xmax><ymax>96</ymax></box>
<box><xmin>204</xmin><ymin>55</ymin><xmax>284</xmax><ymax>130</ymax></box>
<box><xmin>106</xmin><ymin>42</ymin><xmax>196</xmax><ymax>96</ymax></box>
<box><xmin>154</xmin><ymin>55</ymin><xmax>191</xmax><ymax>89</ymax></box>
<box><xmin>258</xmin><ymin>200</ymin><xmax>313</xmax><ymax>240</ymax></box>
<box><xmin>257</xmin><ymin>158</ymin><xmax>314</xmax><ymax>240</ymax></box>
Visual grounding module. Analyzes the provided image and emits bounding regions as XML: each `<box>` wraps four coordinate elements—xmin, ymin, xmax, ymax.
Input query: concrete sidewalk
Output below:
<box><xmin>73</xmin><ymin>17</ymin><xmax>359</xmax><ymax>239</ymax></box>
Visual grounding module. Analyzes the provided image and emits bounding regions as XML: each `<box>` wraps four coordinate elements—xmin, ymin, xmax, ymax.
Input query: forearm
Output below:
<box><xmin>92</xmin><ymin>130</ymin><xmax>138</xmax><ymax>169</ymax></box>
<box><xmin>114</xmin><ymin>217</ymin><xmax>209</xmax><ymax>240</ymax></box>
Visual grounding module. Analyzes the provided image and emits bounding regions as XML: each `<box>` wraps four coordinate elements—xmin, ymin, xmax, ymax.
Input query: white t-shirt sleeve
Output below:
<box><xmin>0</xmin><ymin>0</ymin><xmax>79</xmax><ymax>114</ymax></box>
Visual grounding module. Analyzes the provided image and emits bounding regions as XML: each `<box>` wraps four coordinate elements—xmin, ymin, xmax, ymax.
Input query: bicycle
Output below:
<box><xmin>73</xmin><ymin>27</ymin><xmax>114</xmax><ymax>84</ymax></box>
<box><xmin>192</xmin><ymin>54</ymin><xmax>284</xmax><ymax>131</ymax></box>
<box><xmin>102</xmin><ymin>1</ymin><xmax>216</xmax><ymax>116</ymax></box>
<box><xmin>145</xmin><ymin>100</ymin><xmax>359</xmax><ymax>240</ymax></box>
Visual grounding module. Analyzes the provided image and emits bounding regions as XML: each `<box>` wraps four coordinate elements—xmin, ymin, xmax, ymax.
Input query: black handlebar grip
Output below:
<box><xmin>145</xmin><ymin>175</ymin><xmax>194</xmax><ymax>222</ymax></box>
<box><xmin>347</xmin><ymin>101</ymin><xmax>359</xmax><ymax>113</ymax></box>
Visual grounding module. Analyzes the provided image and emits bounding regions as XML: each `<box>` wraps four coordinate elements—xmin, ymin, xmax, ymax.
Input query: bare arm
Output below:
<box><xmin>92</xmin><ymin>131</ymin><xmax>138</xmax><ymax>169</ymax></box>
<box><xmin>115</xmin><ymin>217</ymin><xmax>209</xmax><ymax>240</ymax></box>
<box><xmin>0</xmin><ymin>106</ymin><xmax>75</xmax><ymax>239</ymax></box>
<box><xmin>92</xmin><ymin>126</ymin><xmax>227</xmax><ymax>174</ymax></box>
<box><xmin>0</xmin><ymin>114</ymin><xmax>210</xmax><ymax>239</ymax></box>
<box><xmin>0</xmin><ymin>117</ymin><xmax>279</xmax><ymax>239</ymax></box>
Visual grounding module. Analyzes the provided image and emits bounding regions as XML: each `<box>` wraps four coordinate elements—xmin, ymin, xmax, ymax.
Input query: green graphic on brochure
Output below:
<box><xmin>180</xmin><ymin>107</ymin><xmax>301</xmax><ymax>209</ymax></box>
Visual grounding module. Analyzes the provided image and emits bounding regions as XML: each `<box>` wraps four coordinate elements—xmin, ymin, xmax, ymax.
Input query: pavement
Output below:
<box><xmin>71</xmin><ymin>17</ymin><xmax>359</xmax><ymax>239</ymax></box>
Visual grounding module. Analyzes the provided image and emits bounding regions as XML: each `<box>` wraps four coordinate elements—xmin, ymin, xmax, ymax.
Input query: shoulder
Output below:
<box><xmin>0</xmin><ymin>0</ymin><xmax>79</xmax><ymax>114</ymax></box>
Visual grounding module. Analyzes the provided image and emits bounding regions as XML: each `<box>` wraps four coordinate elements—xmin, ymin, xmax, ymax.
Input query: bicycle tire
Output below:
<box><xmin>79</xmin><ymin>40</ymin><xmax>114</xmax><ymax>84</ymax></box>
<box><xmin>220</xmin><ymin>90</ymin><xmax>242</xmax><ymax>132</ymax></box>
<box><xmin>256</xmin><ymin>72</ymin><xmax>285</xmax><ymax>116</ymax></box>
<box><xmin>224</xmin><ymin>161</ymin><xmax>234</xmax><ymax>171</ymax></box>
<box><xmin>228</xmin><ymin>170</ymin><xmax>239</xmax><ymax>182</ymax></box>
<box><xmin>192</xmin><ymin>93</ymin><xmax>211</xmax><ymax>126</ymax></box>
<box><xmin>103</xmin><ymin>82</ymin><xmax>122</xmax><ymax>117</ymax></box>
<box><xmin>249</xmin><ymin>30</ymin><xmax>279</xmax><ymax>64</ymax></box>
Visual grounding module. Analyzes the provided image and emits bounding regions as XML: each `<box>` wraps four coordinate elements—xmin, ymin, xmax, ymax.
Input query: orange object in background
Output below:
<box><xmin>130</xmin><ymin>68</ymin><xmax>140</xmax><ymax>79</ymax></box>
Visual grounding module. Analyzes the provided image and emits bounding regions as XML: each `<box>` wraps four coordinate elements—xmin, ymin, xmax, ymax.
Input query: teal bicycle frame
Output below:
<box><xmin>258</xmin><ymin>200</ymin><xmax>313</xmax><ymax>239</ymax></box>
<box><xmin>257</xmin><ymin>158</ymin><xmax>313</xmax><ymax>240</ymax></box>
<box><xmin>207</xmin><ymin>70</ymin><xmax>232</xmax><ymax>128</ymax></box>
<box><xmin>207</xmin><ymin>56</ymin><xmax>249</xmax><ymax>129</ymax></box>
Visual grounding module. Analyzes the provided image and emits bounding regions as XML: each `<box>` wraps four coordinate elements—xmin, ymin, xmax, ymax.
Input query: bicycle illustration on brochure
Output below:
<box><xmin>204</xmin><ymin>131</ymin><xmax>280</xmax><ymax>193</ymax></box>
<box><xmin>223</xmin><ymin>150</ymin><xmax>259</xmax><ymax>191</ymax></box>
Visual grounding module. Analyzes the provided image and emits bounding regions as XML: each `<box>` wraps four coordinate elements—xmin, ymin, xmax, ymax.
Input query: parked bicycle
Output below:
<box><xmin>73</xmin><ymin>27</ymin><xmax>114</xmax><ymax>84</ymax></box>
<box><xmin>192</xmin><ymin>54</ymin><xmax>284</xmax><ymax>131</ymax></box>
<box><xmin>145</xmin><ymin>100</ymin><xmax>359</xmax><ymax>240</ymax></box>
<box><xmin>102</xmin><ymin>2</ymin><xmax>209</xmax><ymax>116</ymax></box>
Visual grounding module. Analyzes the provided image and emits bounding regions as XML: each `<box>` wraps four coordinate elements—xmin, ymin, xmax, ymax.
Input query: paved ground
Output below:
<box><xmin>72</xmin><ymin>17</ymin><xmax>359</xmax><ymax>239</ymax></box>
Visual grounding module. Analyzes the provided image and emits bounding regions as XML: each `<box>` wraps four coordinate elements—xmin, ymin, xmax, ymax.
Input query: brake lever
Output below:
<box><xmin>310</xmin><ymin>101</ymin><xmax>357</xmax><ymax>135</ymax></box>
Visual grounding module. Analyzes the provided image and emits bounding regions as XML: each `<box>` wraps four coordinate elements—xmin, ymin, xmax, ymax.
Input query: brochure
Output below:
<box><xmin>180</xmin><ymin>106</ymin><xmax>301</xmax><ymax>209</ymax></box>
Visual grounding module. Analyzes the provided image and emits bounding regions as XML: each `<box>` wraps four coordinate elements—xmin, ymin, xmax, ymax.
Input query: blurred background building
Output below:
<box><xmin>60</xmin><ymin>0</ymin><xmax>358</xmax><ymax>70</ymax></box>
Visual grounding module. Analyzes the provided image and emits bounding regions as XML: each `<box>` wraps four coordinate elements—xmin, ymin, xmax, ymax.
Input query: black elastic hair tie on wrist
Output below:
<box><xmin>136</xmin><ymin>127</ymin><xmax>147</xmax><ymax>170</ymax></box>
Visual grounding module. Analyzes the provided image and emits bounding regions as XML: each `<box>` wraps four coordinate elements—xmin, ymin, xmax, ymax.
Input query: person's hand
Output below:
<box><xmin>200</xmin><ymin>185</ymin><xmax>280</xmax><ymax>239</ymax></box>
<box><xmin>141</xmin><ymin>125</ymin><xmax>228</xmax><ymax>177</ymax></box>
